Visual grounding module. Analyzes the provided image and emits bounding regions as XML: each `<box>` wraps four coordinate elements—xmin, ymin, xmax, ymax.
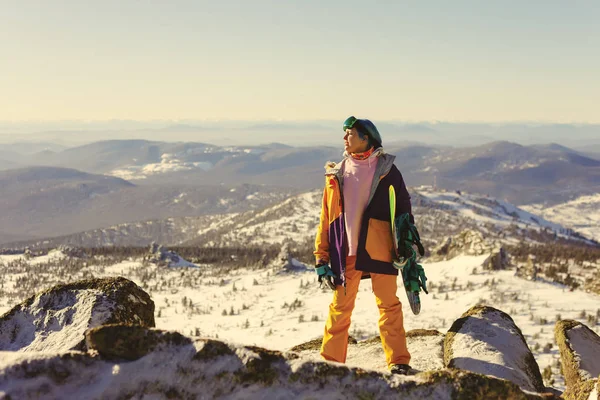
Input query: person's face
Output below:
<box><xmin>344</xmin><ymin>128</ymin><xmax>369</xmax><ymax>153</ymax></box>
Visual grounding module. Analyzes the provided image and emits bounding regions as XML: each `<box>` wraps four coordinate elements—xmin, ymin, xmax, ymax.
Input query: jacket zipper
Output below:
<box><xmin>333</xmin><ymin>174</ymin><xmax>349</xmax><ymax>295</ymax></box>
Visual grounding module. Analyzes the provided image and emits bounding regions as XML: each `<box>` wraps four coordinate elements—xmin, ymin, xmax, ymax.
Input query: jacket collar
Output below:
<box><xmin>325</xmin><ymin>148</ymin><xmax>396</xmax><ymax>207</ymax></box>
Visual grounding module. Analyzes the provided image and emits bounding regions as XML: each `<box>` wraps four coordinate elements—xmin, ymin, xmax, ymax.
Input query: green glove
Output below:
<box><xmin>315</xmin><ymin>263</ymin><xmax>336</xmax><ymax>291</ymax></box>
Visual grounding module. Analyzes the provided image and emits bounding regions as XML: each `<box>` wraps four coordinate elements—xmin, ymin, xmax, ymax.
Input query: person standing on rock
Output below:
<box><xmin>314</xmin><ymin>116</ymin><xmax>414</xmax><ymax>375</ymax></box>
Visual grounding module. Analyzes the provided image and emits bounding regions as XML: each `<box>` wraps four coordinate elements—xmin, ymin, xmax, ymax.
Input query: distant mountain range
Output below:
<box><xmin>1</xmin><ymin>139</ymin><xmax>599</xmax><ymax>245</ymax></box>
<box><xmin>1</xmin><ymin>139</ymin><xmax>599</xmax><ymax>203</ymax></box>
<box><xmin>0</xmin><ymin>166</ymin><xmax>295</xmax><ymax>244</ymax></box>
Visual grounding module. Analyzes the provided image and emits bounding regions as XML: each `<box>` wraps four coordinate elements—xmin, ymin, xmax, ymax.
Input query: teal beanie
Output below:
<box><xmin>343</xmin><ymin>116</ymin><xmax>382</xmax><ymax>148</ymax></box>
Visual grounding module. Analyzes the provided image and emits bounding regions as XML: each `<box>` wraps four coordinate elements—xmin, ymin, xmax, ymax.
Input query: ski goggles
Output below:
<box><xmin>343</xmin><ymin>116</ymin><xmax>359</xmax><ymax>131</ymax></box>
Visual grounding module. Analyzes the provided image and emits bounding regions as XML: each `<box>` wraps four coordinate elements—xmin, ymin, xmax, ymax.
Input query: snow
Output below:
<box><xmin>590</xmin><ymin>384</ymin><xmax>598</xmax><ymax>400</ymax></box>
<box><xmin>168</xmin><ymin>257</ymin><xmax>198</xmax><ymax>269</ymax></box>
<box><xmin>419</xmin><ymin>188</ymin><xmax>564</xmax><ymax>233</ymax></box>
<box><xmin>568</xmin><ymin>325</ymin><xmax>600</xmax><ymax>381</ymax></box>
<box><xmin>218</xmin><ymin>191</ymin><xmax>320</xmax><ymax>245</ymax></box>
<box><xmin>109</xmin><ymin>154</ymin><xmax>213</xmax><ymax>180</ymax></box>
<box><xmin>1</xmin><ymin>289</ymin><xmax>102</xmax><ymax>352</ymax></box>
<box><xmin>28</xmin><ymin>249</ymin><xmax>66</xmax><ymax>265</ymax></box>
<box><xmin>522</xmin><ymin>194</ymin><xmax>600</xmax><ymax>241</ymax></box>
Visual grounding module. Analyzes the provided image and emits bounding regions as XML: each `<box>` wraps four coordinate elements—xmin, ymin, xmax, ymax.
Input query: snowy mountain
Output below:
<box><xmin>396</xmin><ymin>140</ymin><xmax>600</xmax><ymax>205</ymax></box>
<box><xmin>521</xmin><ymin>193</ymin><xmax>600</xmax><ymax>242</ymax></box>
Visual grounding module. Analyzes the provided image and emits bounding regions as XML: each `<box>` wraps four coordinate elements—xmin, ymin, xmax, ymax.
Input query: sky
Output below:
<box><xmin>1</xmin><ymin>0</ymin><xmax>599</xmax><ymax>123</ymax></box>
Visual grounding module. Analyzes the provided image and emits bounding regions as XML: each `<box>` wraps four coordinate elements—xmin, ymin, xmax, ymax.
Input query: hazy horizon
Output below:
<box><xmin>0</xmin><ymin>119</ymin><xmax>598</xmax><ymax>149</ymax></box>
<box><xmin>2</xmin><ymin>1</ymin><xmax>599</xmax><ymax>123</ymax></box>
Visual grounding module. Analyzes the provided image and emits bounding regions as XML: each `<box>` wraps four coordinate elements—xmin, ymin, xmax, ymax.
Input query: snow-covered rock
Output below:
<box><xmin>0</xmin><ymin>277</ymin><xmax>154</xmax><ymax>352</ymax></box>
<box><xmin>280</xmin><ymin>254</ymin><xmax>311</xmax><ymax>273</ymax></box>
<box><xmin>291</xmin><ymin>329</ymin><xmax>456</xmax><ymax>375</ymax></box>
<box><xmin>406</xmin><ymin>329</ymin><xmax>445</xmax><ymax>372</ymax></box>
<box><xmin>555</xmin><ymin>320</ymin><xmax>600</xmax><ymax>392</ymax></box>
<box><xmin>0</xmin><ymin>328</ymin><xmax>559</xmax><ymax>400</ymax></box>
<box><xmin>146</xmin><ymin>242</ymin><xmax>196</xmax><ymax>268</ymax></box>
<box><xmin>444</xmin><ymin>305</ymin><xmax>545</xmax><ymax>393</ymax></box>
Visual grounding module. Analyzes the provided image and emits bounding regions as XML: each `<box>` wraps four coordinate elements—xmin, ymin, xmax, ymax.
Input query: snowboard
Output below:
<box><xmin>389</xmin><ymin>185</ymin><xmax>421</xmax><ymax>315</ymax></box>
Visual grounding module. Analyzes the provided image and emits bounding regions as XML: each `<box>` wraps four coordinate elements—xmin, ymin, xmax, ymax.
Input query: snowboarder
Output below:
<box><xmin>314</xmin><ymin>116</ymin><xmax>415</xmax><ymax>375</ymax></box>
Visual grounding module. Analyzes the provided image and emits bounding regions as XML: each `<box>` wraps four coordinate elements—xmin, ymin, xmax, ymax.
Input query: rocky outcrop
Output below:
<box><xmin>431</xmin><ymin>230</ymin><xmax>496</xmax><ymax>260</ymax></box>
<box><xmin>555</xmin><ymin>320</ymin><xmax>600</xmax><ymax>394</ymax></box>
<box><xmin>516</xmin><ymin>254</ymin><xmax>538</xmax><ymax>281</ymax></box>
<box><xmin>292</xmin><ymin>330</ymin><xmax>446</xmax><ymax>374</ymax></box>
<box><xmin>288</xmin><ymin>336</ymin><xmax>357</xmax><ymax>352</ymax></box>
<box><xmin>0</xmin><ymin>327</ymin><xmax>559</xmax><ymax>400</ymax></box>
<box><xmin>0</xmin><ymin>277</ymin><xmax>154</xmax><ymax>352</ymax></box>
<box><xmin>585</xmin><ymin>271</ymin><xmax>600</xmax><ymax>296</ymax></box>
<box><xmin>146</xmin><ymin>242</ymin><xmax>195</xmax><ymax>268</ymax></box>
<box><xmin>56</xmin><ymin>245</ymin><xmax>87</xmax><ymax>258</ymax></box>
<box><xmin>482</xmin><ymin>247</ymin><xmax>510</xmax><ymax>270</ymax></box>
<box><xmin>444</xmin><ymin>305</ymin><xmax>545</xmax><ymax>393</ymax></box>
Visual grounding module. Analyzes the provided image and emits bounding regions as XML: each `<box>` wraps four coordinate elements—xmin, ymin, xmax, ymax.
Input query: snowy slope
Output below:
<box><xmin>522</xmin><ymin>194</ymin><xmax>600</xmax><ymax>242</ymax></box>
<box><xmin>416</xmin><ymin>186</ymin><xmax>565</xmax><ymax>232</ymax></box>
<box><xmin>189</xmin><ymin>186</ymin><xmax>588</xmax><ymax>248</ymax></box>
<box><xmin>7</xmin><ymin>186</ymin><xmax>591</xmax><ymax>250</ymax></box>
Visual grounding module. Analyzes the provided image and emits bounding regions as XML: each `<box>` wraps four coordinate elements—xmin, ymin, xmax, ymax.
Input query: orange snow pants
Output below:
<box><xmin>320</xmin><ymin>256</ymin><xmax>410</xmax><ymax>367</ymax></box>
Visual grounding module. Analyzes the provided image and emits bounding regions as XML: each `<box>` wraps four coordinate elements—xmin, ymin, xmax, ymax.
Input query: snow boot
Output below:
<box><xmin>390</xmin><ymin>364</ymin><xmax>411</xmax><ymax>375</ymax></box>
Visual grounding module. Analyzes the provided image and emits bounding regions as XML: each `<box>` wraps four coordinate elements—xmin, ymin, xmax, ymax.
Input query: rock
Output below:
<box><xmin>433</xmin><ymin>236</ymin><xmax>453</xmax><ymax>257</ymax></box>
<box><xmin>516</xmin><ymin>254</ymin><xmax>538</xmax><ymax>281</ymax></box>
<box><xmin>482</xmin><ymin>247</ymin><xmax>510</xmax><ymax>271</ymax></box>
<box><xmin>85</xmin><ymin>324</ymin><xmax>192</xmax><ymax>361</ymax></box>
<box><xmin>555</xmin><ymin>320</ymin><xmax>600</xmax><ymax>390</ymax></box>
<box><xmin>431</xmin><ymin>230</ymin><xmax>495</xmax><ymax>260</ymax></box>
<box><xmin>585</xmin><ymin>271</ymin><xmax>600</xmax><ymax>296</ymax></box>
<box><xmin>444</xmin><ymin>305</ymin><xmax>545</xmax><ymax>393</ymax></box>
<box><xmin>0</xmin><ymin>277</ymin><xmax>154</xmax><ymax>352</ymax></box>
<box><xmin>288</xmin><ymin>336</ymin><xmax>357</xmax><ymax>352</ymax></box>
<box><xmin>0</xmin><ymin>334</ymin><xmax>559</xmax><ymax>399</ymax></box>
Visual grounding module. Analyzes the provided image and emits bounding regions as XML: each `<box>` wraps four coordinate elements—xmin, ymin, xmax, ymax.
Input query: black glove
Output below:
<box><xmin>315</xmin><ymin>263</ymin><xmax>336</xmax><ymax>291</ymax></box>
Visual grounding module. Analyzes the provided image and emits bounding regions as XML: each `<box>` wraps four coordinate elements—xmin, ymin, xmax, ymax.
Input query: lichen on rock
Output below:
<box><xmin>85</xmin><ymin>324</ymin><xmax>192</xmax><ymax>361</ymax></box>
